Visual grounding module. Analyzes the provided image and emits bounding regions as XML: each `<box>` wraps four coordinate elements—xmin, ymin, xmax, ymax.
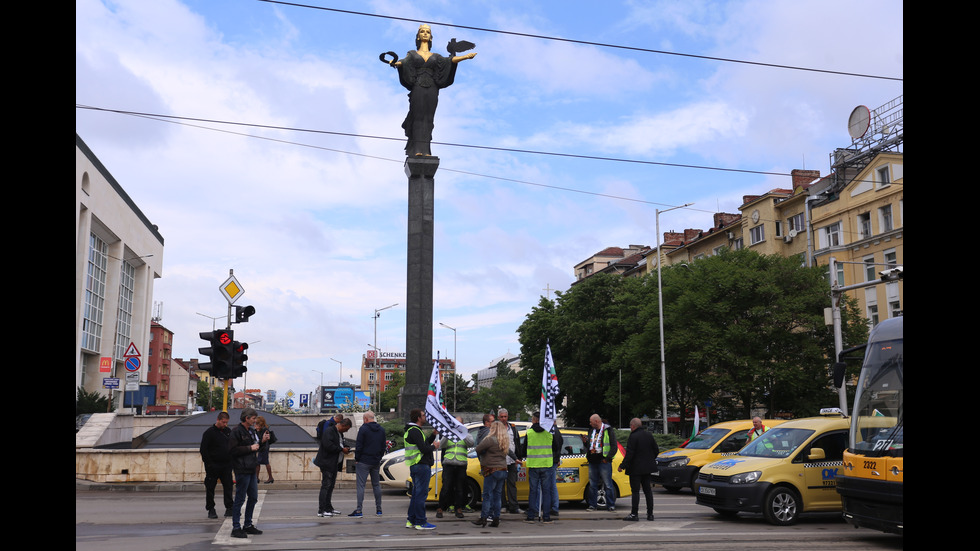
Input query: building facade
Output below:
<box><xmin>358</xmin><ymin>350</ymin><xmax>455</xmax><ymax>395</ymax></box>
<box><xmin>76</xmin><ymin>134</ymin><xmax>164</xmax><ymax>409</ymax></box>
<box><xmin>810</xmin><ymin>152</ymin><xmax>903</xmax><ymax>323</ymax></box>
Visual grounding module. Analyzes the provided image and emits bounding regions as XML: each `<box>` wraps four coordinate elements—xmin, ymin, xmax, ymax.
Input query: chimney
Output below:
<box><xmin>791</xmin><ymin>169</ymin><xmax>821</xmax><ymax>189</ymax></box>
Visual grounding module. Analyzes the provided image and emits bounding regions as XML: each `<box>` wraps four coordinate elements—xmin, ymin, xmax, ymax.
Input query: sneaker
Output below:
<box><xmin>542</xmin><ymin>517</ymin><xmax>553</xmax><ymax>524</ymax></box>
<box><xmin>455</xmin><ymin>510</ymin><xmax>464</xmax><ymax>519</ymax></box>
<box><xmin>329</xmin><ymin>509</ymin><xmax>341</xmax><ymax>516</ymax></box>
<box><xmin>207</xmin><ymin>508</ymin><xmax>218</xmax><ymax>519</ymax></box>
<box><xmin>647</xmin><ymin>513</ymin><xmax>655</xmax><ymax>521</ymax></box>
<box><xmin>406</xmin><ymin>520</ymin><xmax>414</xmax><ymax>529</ymax></box>
<box><xmin>415</xmin><ymin>522</ymin><xmax>437</xmax><ymax>530</ymax></box>
<box><xmin>230</xmin><ymin>528</ymin><xmax>247</xmax><ymax>539</ymax></box>
<box><xmin>436</xmin><ymin>508</ymin><xmax>444</xmax><ymax>519</ymax></box>
<box><xmin>224</xmin><ymin>509</ymin><xmax>232</xmax><ymax>518</ymax></box>
<box><xmin>377</xmin><ymin>509</ymin><xmax>383</xmax><ymax>517</ymax></box>
<box><xmin>623</xmin><ymin>513</ymin><xmax>639</xmax><ymax>522</ymax></box>
<box><xmin>585</xmin><ymin>506</ymin><xmax>597</xmax><ymax>512</ymax></box>
<box><xmin>550</xmin><ymin>510</ymin><xmax>559</xmax><ymax>517</ymax></box>
<box><xmin>318</xmin><ymin>511</ymin><xmax>332</xmax><ymax>517</ymax></box>
<box><xmin>243</xmin><ymin>525</ymin><xmax>263</xmax><ymax>535</ymax></box>
<box><xmin>348</xmin><ymin>510</ymin><xmax>363</xmax><ymax>518</ymax></box>
<box><xmin>607</xmin><ymin>506</ymin><xmax>616</xmax><ymax>512</ymax></box>
<box><xmin>463</xmin><ymin>505</ymin><xmax>474</xmax><ymax>512</ymax></box>
<box><xmin>524</xmin><ymin>517</ymin><xmax>537</xmax><ymax>524</ymax></box>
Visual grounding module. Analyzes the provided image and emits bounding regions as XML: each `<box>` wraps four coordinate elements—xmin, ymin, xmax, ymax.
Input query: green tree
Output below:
<box><xmin>473</xmin><ymin>360</ymin><xmax>531</xmax><ymax>418</ymax></box>
<box><xmin>442</xmin><ymin>372</ymin><xmax>475</xmax><ymax>413</ymax></box>
<box><xmin>379</xmin><ymin>371</ymin><xmax>405</xmax><ymax>412</ymax></box>
<box><xmin>197</xmin><ymin>380</ymin><xmax>231</xmax><ymax>411</ymax></box>
<box><xmin>76</xmin><ymin>386</ymin><xmax>110</xmax><ymax>415</ymax></box>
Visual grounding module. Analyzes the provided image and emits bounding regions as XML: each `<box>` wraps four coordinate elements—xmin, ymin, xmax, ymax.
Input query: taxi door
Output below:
<box><xmin>799</xmin><ymin>430</ymin><xmax>848</xmax><ymax>510</ymax></box>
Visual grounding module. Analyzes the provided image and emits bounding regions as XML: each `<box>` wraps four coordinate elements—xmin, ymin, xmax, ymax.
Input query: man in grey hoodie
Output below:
<box><xmin>349</xmin><ymin>411</ymin><xmax>387</xmax><ymax>517</ymax></box>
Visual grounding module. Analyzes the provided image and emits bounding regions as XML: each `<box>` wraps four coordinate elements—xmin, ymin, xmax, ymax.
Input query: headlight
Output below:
<box><xmin>729</xmin><ymin>471</ymin><xmax>761</xmax><ymax>484</ymax></box>
<box><xmin>666</xmin><ymin>457</ymin><xmax>690</xmax><ymax>468</ymax></box>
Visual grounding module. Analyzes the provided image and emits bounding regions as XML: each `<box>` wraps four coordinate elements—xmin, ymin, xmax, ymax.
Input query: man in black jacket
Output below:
<box><xmin>314</xmin><ymin>417</ymin><xmax>351</xmax><ymax>517</ymax></box>
<box><xmin>618</xmin><ymin>417</ymin><xmax>660</xmax><ymax>521</ymax></box>
<box><xmin>229</xmin><ymin>407</ymin><xmax>270</xmax><ymax>538</ymax></box>
<box><xmin>350</xmin><ymin>411</ymin><xmax>386</xmax><ymax>517</ymax></box>
<box><xmin>200</xmin><ymin>411</ymin><xmax>233</xmax><ymax>519</ymax></box>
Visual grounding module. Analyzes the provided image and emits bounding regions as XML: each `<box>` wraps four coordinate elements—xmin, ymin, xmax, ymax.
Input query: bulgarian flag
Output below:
<box><xmin>690</xmin><ymin>405</ymin><xmax>700</xmax><ymax>441</ymax></box>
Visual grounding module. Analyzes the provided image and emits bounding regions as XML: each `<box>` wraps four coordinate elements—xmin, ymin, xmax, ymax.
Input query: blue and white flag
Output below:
<box><xmin>539</xmin><ymin>344</ymin><xmax>560</xmax><ymax>432</ymax></box>
<box><xmin>425</xmin><ymin>359</ymin><xmax>469</xmax><ymax>441</ymax></box>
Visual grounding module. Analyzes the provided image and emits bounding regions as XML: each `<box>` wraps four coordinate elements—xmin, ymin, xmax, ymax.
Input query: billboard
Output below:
<box><xmin>320</xmin><ymin>387</ymin><xmax>371</xmax><ymax>412</ymax></box>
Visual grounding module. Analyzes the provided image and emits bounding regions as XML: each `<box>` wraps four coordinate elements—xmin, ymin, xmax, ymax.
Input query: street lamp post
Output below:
<box><xmin>330</xmin><ymin>357</ymin><xmax>342</xmax><ymax>386</ymax></box>
<box><xmin>656</xmin><ymin>203</ymin><xmax>693</xmax><ymax>435</ymax></box>
<box><xmin>373</xmin><ymin>303</ymin><xmax>397</xmax><ymax>411</ymax></box>
<box><xmin>439</xmin><ymin>322</ymin><xmax>457</xmax><ymax>412</ymax></box>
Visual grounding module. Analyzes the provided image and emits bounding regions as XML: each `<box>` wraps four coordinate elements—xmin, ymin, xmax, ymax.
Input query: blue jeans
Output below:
<box><xmin>587</xmin><ymin>461</ymin><xmax>616</xmax><ymax>508</ymax></box>
<box><xmin>408</xmin><ymin>464</ymin><xmax>432</xmax><ymax>525</ymax></box>
<box><xmin>527</xmin><ymin>467</ymin><xmax>552</xmax><ymax>520</ymax></box>
<box><xmin>481</xmin><ymin>469</ymin><xmax>507</xmax><ymax>520</ymax></box>
<box><xmin>232</xmin><ymin>472</ymin><xmax>258</xmax><ymax>529</ymax></box>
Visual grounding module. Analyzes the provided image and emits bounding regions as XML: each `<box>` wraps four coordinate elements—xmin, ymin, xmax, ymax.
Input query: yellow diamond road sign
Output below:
<box><xmin>220</xmin><ymin>275</ymin><xmax>244</xmax><ymax>304</ymax></box>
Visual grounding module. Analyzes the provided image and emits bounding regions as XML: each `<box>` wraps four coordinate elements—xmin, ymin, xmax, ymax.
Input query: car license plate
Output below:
<box><xmin>699</xmin><ymin>486</ymin><xmax>716</xmax><ymax>496</ymax></box>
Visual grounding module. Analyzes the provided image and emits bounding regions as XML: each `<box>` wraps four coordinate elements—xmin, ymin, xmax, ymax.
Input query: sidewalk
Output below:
<box><xmin>75</xmin><ymin>479</ymin><xmax>357</xmax><ymax>492</ymax></box>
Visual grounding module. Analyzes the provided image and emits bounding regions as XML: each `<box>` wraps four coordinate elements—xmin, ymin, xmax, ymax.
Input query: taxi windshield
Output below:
<box><xmin>738</xmin><ymin>428</ymin><xmax>814</xmax><ymax>458</ymax></box>
<box><xmin>683</xmin><ymin>428</ymin><xmax>728</xmax><ymax>450</ymax></box>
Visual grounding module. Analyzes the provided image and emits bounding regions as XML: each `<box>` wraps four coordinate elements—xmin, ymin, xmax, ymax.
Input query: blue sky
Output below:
<box><xmin>76</xmin><ymin>0</ymin><xmax>903</xmax><ymax>400</ymax></box>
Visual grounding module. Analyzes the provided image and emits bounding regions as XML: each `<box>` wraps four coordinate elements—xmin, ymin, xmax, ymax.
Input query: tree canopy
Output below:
<box><xmin>517</xmin><ymin>249</ymin><xmax>867</xmax><ymax>429</ymax></box>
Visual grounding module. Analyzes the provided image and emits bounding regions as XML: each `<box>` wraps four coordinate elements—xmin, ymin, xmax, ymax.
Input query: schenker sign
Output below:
<box><xmin>365</xmin><ymin>350</ymin><xmax>407</xmax><ymax>359</ymax></box>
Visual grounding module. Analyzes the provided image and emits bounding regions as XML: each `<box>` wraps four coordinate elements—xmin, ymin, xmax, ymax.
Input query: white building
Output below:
<box><xmin>75</xmin><ymin>134</ymin><xmax>164</xmax><ymax>410</ymax></box>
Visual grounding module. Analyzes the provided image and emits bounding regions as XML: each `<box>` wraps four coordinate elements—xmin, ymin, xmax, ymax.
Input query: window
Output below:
<box><xmin>884</xmin><ymin>249</ymin><xmax>897</xmax><ymax>268</ymax></box>
<box><xmin>877</xmin><ymin>166</ymin><xmax>890</xmax><ymax>188</ymax></box>
<box><xmin>750</xmin><ymin>225</ymin><xmax>765</xmax><ymax>245</ymax></box>
<box><xmin>115</xmin><ymin>261</ymin><xmax>136</xmax><ymax>360</ymax></box>
<box><xmin>82</xmin><ymin>233</ymin><xmax>108</xmax><ymax>352</ymax></box>
<box><xmin>879</xmin><ymin>205</ymin><xmax>893</xmax><ymax>232</ymax></box>
<box><xmin>864</xmin><ymin>256</ymin><xmax>876</xmax><ymax>282</ymax></box>
<box><xmin>732</xmin><ymin>237</ymin><xmax>744</xmax><ymax>250</ymax></box>
<box><xmin>368</xmin><ymin>372</ymin><xmax>375</xmax><ymax>381</ymax></box>
<box><xmin>823</xmin><ymin>223</ymin><xmax>841</xmax><ymax>248</ymax></box>
<box><xmin>788</xmin><ymin>213</ymin><xmax>804</xmax><ymax>233</ymax></box>
<box><xmin>774</xmin><ymin>220</ymin><xmax>783</xmax><ymax>237</ymax></box>
<box><xmin>857</xmin><ymin>212</ymin><xmax>872</xmax><ymax>239</ymax></box>
<box><xmin>384</xmin><ymin>372</ymin><xmax>394</xmax><ymax>381</ymax></box>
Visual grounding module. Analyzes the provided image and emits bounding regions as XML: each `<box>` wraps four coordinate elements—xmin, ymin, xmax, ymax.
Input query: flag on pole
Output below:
<box><xmin>539</xmin><ymin>343</ymin><xmax>560</xmax><ymax>432</ymax></box>
<box><xmin>425</xmin><ymin>359</ymin><xmax>469</xmax><ymax>441</ymax></box>
<box><xmin>690</xmin><ymin>405</ymin><xmax>700</xmax><ymax>441</ymax></box>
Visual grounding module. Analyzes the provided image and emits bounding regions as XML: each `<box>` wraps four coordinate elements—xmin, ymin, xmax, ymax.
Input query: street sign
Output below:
<box><xmin>103</xmin><ymin>377</ymin><xmax>120</xmax><ymax>389</ymax></box>
<box><xmin>125</xmin><ymin>372</ymin><xmax>139</xmax><ymax>391</ymax></box>
<box><xmin>220</xmin><ymin>274</ymin><xmax>245</xmax><ymax>305</ymax></box>
<box><xmin>123</xmin><ymin>342</ymin><xmax>141</xmax><ymax>357</ymax></box>
<box><xmin>125</xmin><ymin>357</ymin><xmax>141</xmax><ymax>372</ymax></box>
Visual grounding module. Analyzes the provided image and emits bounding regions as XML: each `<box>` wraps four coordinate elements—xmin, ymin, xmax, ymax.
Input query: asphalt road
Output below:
<box><xmin>76</xmin><ymin>485</ymin><xmax>902</xmax><ymax>551</ymax></box>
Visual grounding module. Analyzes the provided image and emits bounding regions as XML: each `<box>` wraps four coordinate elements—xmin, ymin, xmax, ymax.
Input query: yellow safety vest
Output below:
<box><xmin>525</xmin><ymin>429</ymin><xmax>554</xmax><ymax>468</ymax></box>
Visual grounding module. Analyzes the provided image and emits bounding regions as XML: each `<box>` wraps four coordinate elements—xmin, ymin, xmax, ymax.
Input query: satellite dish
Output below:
<box><xmin>848</xmin><ymin>105</ymin><xmax>871</xmax><ymax>139</ymax></box>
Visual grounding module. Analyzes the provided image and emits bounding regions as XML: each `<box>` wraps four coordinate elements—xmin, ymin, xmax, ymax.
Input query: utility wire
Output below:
<box><xmin>257</xmin><ymin>0</ymin><xmax>902</xmax><ymax>82</ymax></box>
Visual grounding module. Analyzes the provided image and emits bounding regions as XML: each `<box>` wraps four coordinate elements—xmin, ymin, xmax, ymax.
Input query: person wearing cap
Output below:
<box><xmin>228</xmin><ymin>407</ymin><xmax>270</xmax><ymax>539</ymax></box>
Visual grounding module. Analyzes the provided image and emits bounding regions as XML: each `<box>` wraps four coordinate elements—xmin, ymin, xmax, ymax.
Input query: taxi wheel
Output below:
<box><xmin>763</xmin><ymin>486</ymin><xmax>800</xmax><ymax>526</ymax></box>
<box><xmin>465</xmin><ymin>479</ymin><xmax>482</xmax><ymax>508</ymax></box>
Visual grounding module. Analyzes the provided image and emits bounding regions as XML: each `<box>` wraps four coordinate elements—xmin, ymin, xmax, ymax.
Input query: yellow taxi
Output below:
<box><xmin>655</xmin><ymin>419</ymin><xmax>786</xmax><ymax>492</ymax></box>
<box><xmin>421</xmin><ymin>426</ymin><xmax>631</xmax><ymax>507</ymax></box>
<box><xmin>693</xmin><ymin>411</ymin><xmax>850</xmax><ymax>525</ymax></box>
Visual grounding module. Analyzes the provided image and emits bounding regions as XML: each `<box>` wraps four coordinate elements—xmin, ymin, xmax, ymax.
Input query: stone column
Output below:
<box><xmin>401</xmin><ymin>157</ymin><xmax>439</xmax><ymax>421</ymax></box>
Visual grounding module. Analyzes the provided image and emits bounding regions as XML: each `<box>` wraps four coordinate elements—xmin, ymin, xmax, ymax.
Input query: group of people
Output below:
<box><xmin>199</xmin><ymin>407</ymin><xmax>273</xmax><ymax>539</ymax></box>
<box><xmin>199</xmin><ymin>406</ymin><xmax>663</xmax><ymax>538</ymax></box>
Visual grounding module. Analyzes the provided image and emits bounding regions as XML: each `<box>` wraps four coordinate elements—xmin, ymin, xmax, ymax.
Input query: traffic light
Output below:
<box><xmin>199</xmin><ymin>329</ymin><xmax>235</xmax><ymax>379</ymax></box>
<box><xmin>231</xmin><ymin>340</ymin><xmax>249</xmax><ymax>378</ymax></box>
<box><xmin>235</xmin><ymin>305</ymin><xmax>256</xmax><ymax>323</ymax></box>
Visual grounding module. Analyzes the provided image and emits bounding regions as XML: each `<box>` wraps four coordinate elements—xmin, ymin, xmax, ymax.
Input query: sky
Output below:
<box><xmin>76</xmin><ymin>0</ymin><xmax>903</xmax><ymax>402</ymax></box>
